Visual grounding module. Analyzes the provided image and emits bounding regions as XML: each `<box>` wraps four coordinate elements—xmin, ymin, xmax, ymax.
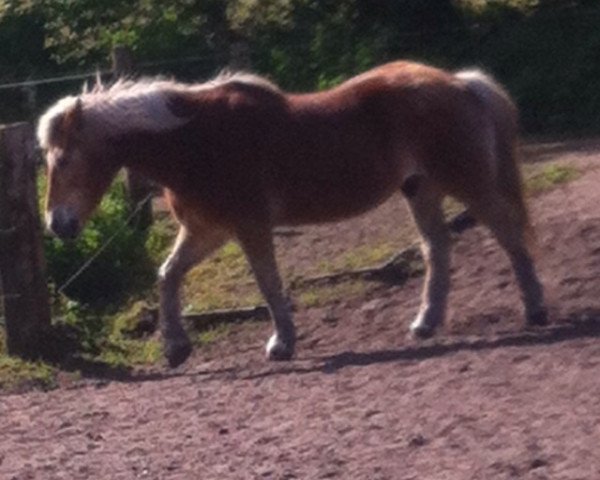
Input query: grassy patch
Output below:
<box><xmin>0</xmin><ymin>355</ymin><xmax>57</xmax><ymax>392</ymax></box>
<box><xmin>180</xmin><ymin>238</ymin><xmax>405</xmax><ymax>312</ymax></box>
<box><xmin>443</xmin><ymin>196</ymin><xmax>469</xmax><ymax>219</ymax></box>
<box><xmin>145</xmin><ymin>214</ymin><xmax>178</xmax><ymax>264</ymax></box>
<box><xmin>524</xmin><ymin>163</ymin><xmax>580</xmax><ymax>195</ymax></box>
<box><xmin>110</xmin><ymin>301</ymin><xmax>154</xmax><ymax>336</ymax></box>
<box><xmin>183</xmin><ymin>241</ymin><xmax>262</xmax><ymax>311</ymax></box>
<box><xmin>93</xmin><ymin>302</ymin><xmax>163</xmax><ymax>367</ymax></box>
<box><xmin>98</xmin><ymin>338</ymin><xmax>162</xmax><ymax>368</ymax></box>
<box><xmin>319</xmin><ymin>242</ymin><xmax>399</xmax><ymax>273</ymax></box>
<box><xmin>297</xmin><ymin>280</ymin><xmax>371</xmax><ymax>309</ymax></box>
<box><xmin>195</xmin><ymin>323</ymin><xmax>232</xmax><ymax>346</ymax></box>
<box><xmin>0</xmin><ymin>327</ymin><xmax>57</xmax><ymax>392</ymax></box>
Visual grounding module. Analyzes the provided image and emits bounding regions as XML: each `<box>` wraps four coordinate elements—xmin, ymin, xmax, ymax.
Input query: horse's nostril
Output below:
<box><xmin>49</xmin><ymin>215</ymin><xmax>60</xmax><ymax>235</ymax></box>
<box><xmin>63</xmin><ymin>217</ymin><xmax>79</xmax><ymax>239</ymax></box>
<box><xmin>49</xmin><ymin>209</ymin><xmax>79</xmax><ymax>239</ymax></box>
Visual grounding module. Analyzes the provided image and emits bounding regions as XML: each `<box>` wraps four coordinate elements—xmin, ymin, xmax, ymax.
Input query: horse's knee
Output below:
<box><xmin>158</xmin><ymin>256</ymin><xmax>181</xmax><ymax>292</ymax></box>
<box><xmin>158</xmin><ymin>256</ymin><xmax>174</xmax><ymax>283</ymax></box>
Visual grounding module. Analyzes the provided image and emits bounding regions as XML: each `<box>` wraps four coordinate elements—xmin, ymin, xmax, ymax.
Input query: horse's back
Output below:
<box><xmin>165</xmin><ymin>61</ymin><xmax>514</xmax><ymax>228</ymax></box>
<box><xmin>268</xmin><ymin>62</ymin><xmax>492</xmax><ymax>224</ymax></box>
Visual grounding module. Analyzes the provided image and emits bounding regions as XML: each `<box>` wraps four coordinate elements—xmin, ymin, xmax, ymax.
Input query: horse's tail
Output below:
<box><xmin>455</xmin><ymin>69</ymin><xmax>534</xmax><ymax>247</ymax></box>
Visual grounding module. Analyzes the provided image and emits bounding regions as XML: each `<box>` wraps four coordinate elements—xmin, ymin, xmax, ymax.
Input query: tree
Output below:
<box><xmin>4</xmin><ymin>0</ymin><xmax>229</xmax><ymax>67</ymax></box>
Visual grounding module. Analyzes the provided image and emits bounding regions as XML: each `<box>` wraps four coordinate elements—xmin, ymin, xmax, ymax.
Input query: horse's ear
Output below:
<box><xmin>64</xmin><ymin>98</ymin><xmax>84</xmax><ymax>132</ymax></box>
<box><xmin>92</xmin><ymin>71</ymin><xmax>104</xmax><ymax>93</ymax></box>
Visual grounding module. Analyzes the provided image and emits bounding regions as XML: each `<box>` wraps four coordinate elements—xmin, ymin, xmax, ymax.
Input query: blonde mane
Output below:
<box><xmin>37</xmin><ymin>71</ymin><xmax>280</xmax><ymax>148</ymax></box>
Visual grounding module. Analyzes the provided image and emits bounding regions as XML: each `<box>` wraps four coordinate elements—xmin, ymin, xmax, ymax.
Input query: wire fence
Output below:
<box><xmin>0</xmin><ymin>53</ymin><xmax>224</xmax><ymax>91</ymax></box>
<box><xmin>56</xmin><ymin>193</ymin><xmax>154</xmax><ymax>296</ymax></box>
<box><xmin>0</xmin><ymin>51</ymin><xmax>227</xmax><ymax>125</ymax></box>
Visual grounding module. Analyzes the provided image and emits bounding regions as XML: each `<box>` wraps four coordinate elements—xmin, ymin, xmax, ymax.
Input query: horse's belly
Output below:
<box><xmin>273</xmin><ymin>170</ymin><xmax>398</xmax><ymax>225</ymax></box>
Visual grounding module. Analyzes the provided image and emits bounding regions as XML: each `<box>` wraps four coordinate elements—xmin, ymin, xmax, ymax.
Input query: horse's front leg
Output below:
<box><xmin>405</xmin><ymin>181</ymin><xmax>451</xmax><ymax>338</ymax></box>
<box><xmin>236</xmin><ymin>223</ymin><xmax>296</xmax><ymax>361</ymax></box>
<box><xmin>158</xmin><ymin>226</ymin><xmax>227</xmax><ymax>367</ymax></box>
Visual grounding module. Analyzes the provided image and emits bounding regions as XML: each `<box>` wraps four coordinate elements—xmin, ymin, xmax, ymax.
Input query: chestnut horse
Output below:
<box><xmin>38</xmin><ymin>61</ymin><xmax>547</xmax><ymax>367</ymax></box>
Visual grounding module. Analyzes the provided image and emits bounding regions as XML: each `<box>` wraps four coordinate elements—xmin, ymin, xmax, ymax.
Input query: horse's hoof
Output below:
<box><xmin>266</xmin><ymin>334</ymin><xmax>295</xmax><ymax>361</ymax></box>
<box><xmin>527</xmin><ymin>309</ymin><xmax>549</xmax><ymax>327</ymax></box>
<box><xmin>165</xmin><ymin>339</ymin><xmax>193</xmax><ymax>368</ymax></box>
<box><xmin>409</xmin><ymin>322</ymin><xmax>436</xmax><ymax>340</ymax></box>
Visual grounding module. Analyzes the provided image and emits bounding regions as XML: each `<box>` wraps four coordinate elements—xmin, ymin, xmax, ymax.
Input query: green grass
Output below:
<box><xmin>523</xmin><ymin>163</ymin><xmax>580</xmax><ymax>195</ymax></box>
<box><xmin>0</xmin><ymin>355</ymin><xmax>57</xmax><ymax>392</ymax></box>
<box><xmin>0</xmin><ymin>324</ymin><xmax>53</xmax><ymax>391</ymax></box>
<box><xmin>318</xmin><ymin>242</ymin><xmax>399</xmax><ymax>273</ymax></box>
<box><xmin>180</xmin><ymin>238</ymin><xmax>407</xmax><ymax>312</ymax></box>
<box><xmin>297</xmin><ymin>280</ymin><xmax>372</xmax><ymax>309</ymax></box>
<box><xmin>183</xmin><ymin>241</ymin><xmax>262</xmax><ymax>311</ymax></box>
<box><xmin>98</xmin><ymin>338</ymin><xmax>162</xmax><ymax>368</ymax></box>
<box><xmin>91</xmin><ymin>301</ymin><xmax>164</xmax><ymax>367</ymax></box>
<box><xmin>195</xmin><ymin>323</ymin><xmax>232</xmax><ymax>346</ymax></box>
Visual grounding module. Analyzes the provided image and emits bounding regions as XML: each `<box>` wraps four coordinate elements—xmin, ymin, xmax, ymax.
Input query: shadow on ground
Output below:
<box><xmin>320</xmin><ymin>309</ymin><xmax>600</xmax><ymax>373</ymax></box>
<box><xmin>52</xmin><ymin>310</ymin><xmax>600</xmax><ymax>387</ymax></box>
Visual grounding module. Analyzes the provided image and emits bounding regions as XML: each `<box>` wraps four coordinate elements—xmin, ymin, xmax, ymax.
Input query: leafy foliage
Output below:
<box><xmin>4</xmin><ymin>0</ymin><xmax>228</xmax><ymax>66</ymax></box>
<box><xmin>43</xmin><ymin>179</ymin><xmax>156</xmax><ymax>306</ymax></box>
<box><xmin>2</xmin><ymin>1</ymin><xmax>600</xmax><ymax>132</ymax></box>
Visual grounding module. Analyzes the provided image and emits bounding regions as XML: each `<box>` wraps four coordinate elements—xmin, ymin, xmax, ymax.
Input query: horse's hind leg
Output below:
<box><xmin>236</xmin><ymin>224</ymin><xmax>295</xmax><ymax>361</ymax></box>
<box><xmin>474</xmin><ymin>197</ymin><xmax>547</xmax><ymax>326</ymax></box>
<box><xmin>405</xmin><ymin>181</ymin><xmax>451</xmax><ymax>338</ymax></box>
<box><xmin>159</xmin><ymin>226</ymin><xmax>227</xmax><ymax>367</ymax></box>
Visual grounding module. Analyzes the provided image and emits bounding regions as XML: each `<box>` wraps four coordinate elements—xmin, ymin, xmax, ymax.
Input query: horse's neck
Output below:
<box><xmin>116</xmin><ymin>131</ymin><xmax>184</xmax><ymax>190</ymax></box>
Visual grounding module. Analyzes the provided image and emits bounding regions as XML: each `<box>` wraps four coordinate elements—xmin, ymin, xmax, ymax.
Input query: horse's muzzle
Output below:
<box><xmin>47</xmin><ymin>206</ymin><xmax>80</xmax><ymax>240</ymax></box>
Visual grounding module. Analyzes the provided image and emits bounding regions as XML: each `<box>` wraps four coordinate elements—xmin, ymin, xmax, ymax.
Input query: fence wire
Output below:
<box><xmin>0</xmin><ymin>53</ymin><xmax>221</xmax><ymax>92</ymax></box>
<box><xmin>3</xmin><ymin>6</ymin><xmax>599</xmax><ymax>93</ymax></box>
<box><xmin>56</xmin><ymin>193</ymin><xmax>154</xmax><ymax>295</ymax></box>
<box><xmin>0</xmin><ymin>192</ymin><xmax>153</xmax><ymax>330</ymax></box>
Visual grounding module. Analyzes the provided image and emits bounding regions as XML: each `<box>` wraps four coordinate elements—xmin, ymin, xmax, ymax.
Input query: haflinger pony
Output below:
<box><xmin>38</xmin><ymin>61</ymin><xmax>547</xmax><ymax>367</ymax></box>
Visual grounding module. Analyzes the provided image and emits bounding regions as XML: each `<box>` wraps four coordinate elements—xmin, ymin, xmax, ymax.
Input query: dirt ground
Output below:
<box><xmin>2</xmin><ymin>139</ymin><xmax>600</xmax><ymax>480</ymax></box>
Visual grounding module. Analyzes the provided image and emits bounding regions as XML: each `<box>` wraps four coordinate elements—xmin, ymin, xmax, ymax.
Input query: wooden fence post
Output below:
<box><xmin>0</xmin><ymin>122</ymin><xmax>52</xmax><ymax>359</ymax></box>
<box><xmin>111</xmin><ymin>45</ymin><xmax>154</xmax><ymax>230</ymax></box>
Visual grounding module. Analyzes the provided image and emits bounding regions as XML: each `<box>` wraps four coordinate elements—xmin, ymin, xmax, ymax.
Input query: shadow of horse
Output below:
<box><xmin>56</xmin><ymin>356</ymin><xmax>238</xmax><ymax>386</ymax></box>
<box><xmin>57</xmin><ymin>310</ymin><xmax>600</xmax><ymax>386</ymax></box>
<box><xmin>321</xmin><ymin>310</ymin><xmax>600</xmax><ymax>373</ymax></box>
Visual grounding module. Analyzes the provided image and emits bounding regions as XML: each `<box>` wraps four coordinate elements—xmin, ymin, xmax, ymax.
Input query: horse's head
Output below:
<box><xmin>38</xmin><ymin>96</ymin><xmax>120</xmax><ymax>239</ymax></box>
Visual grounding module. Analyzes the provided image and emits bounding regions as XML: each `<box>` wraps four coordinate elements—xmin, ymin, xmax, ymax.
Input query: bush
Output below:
<box><xmin>43</xmin><ymin>179</ymin><xmax>157</xmax><ymax>307</ymax></box>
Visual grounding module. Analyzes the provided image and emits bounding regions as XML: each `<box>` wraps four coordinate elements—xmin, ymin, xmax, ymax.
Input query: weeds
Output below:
<box><xmin>524</xmin><ymin>163</ymin><xmax>580</xmax><ymax>194</ymax></box>
<box><xmin>0</xmin><ymin>356</ymin><xmax>57</xmax><ymax>392</ymax></box>
<box><xmin>196</xmin><ymin>323</ymin><xmax>232</xmax><ymax>346</ymax></box>
<box><xmin>297</xmin><ymin>281</ymin><xmax>371</xmax><ymax>309</ymax></box>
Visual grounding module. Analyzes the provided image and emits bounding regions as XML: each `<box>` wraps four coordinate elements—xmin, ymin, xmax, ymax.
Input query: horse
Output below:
<box><xmin>37</xmin><ymin>60</ymin><xmax>548</xmax><ymax>367</ymax></box>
